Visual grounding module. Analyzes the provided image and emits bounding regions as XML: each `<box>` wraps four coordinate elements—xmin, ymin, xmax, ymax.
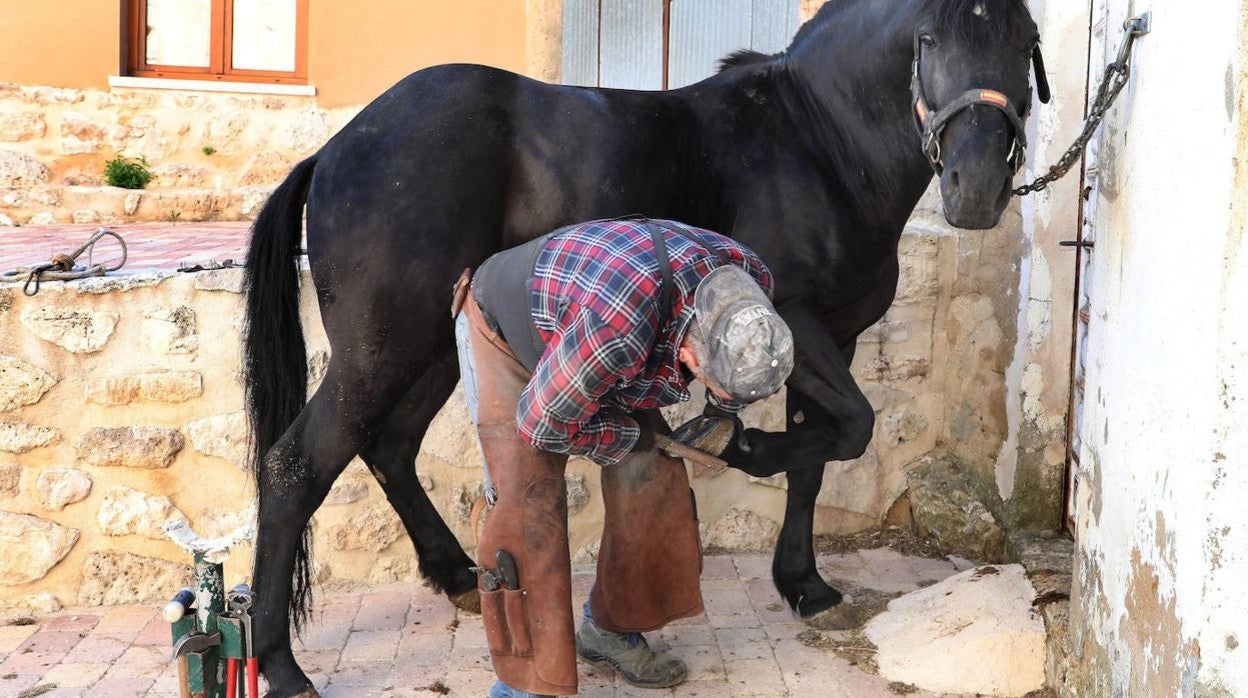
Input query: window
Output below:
<box><xmin>562</xmin><ymin>0</ymin><xmax>800</xmax><ymax>90</ymax></box>
<box><xmin>126</xmin><ymin>0</ymin><xmax>308</xmax><ymax>84</ymax></box>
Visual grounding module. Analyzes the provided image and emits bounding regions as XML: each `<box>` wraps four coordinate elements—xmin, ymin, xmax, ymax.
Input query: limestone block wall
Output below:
<box><xmin>0</xmin><ymin>207</ymin><xmax>1011</xmax><ymax>608</ymax></box>
<box><xmin>0</xmin><ymin>82</ymin><xmax>363</xmax><ymax>226</ymax></box>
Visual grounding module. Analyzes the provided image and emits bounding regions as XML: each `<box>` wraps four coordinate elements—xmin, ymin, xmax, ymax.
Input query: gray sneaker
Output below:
<box><xmin>575</xmin><ymin>618</ymin><xmax>688</xmax><ymax>689</ymax></box>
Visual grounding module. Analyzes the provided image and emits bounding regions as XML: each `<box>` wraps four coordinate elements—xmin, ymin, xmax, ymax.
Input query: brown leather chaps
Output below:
<box><xmin>462</xmin><ymin>297</ymin><xmax>703</xmax><ymax>696</ymax></box>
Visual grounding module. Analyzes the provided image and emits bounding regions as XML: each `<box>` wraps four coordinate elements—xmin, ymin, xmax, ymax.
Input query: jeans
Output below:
<box><xmin>454</xmin><ymin>307</ymin><xmax>497</xmax><ymax>505</ymax></box>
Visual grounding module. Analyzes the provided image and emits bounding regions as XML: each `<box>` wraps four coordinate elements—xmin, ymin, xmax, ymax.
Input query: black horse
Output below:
<box><xmin>243</xmin><ymin>0</ymin><xmax>1047</xmax><ymax>694</ymax></box>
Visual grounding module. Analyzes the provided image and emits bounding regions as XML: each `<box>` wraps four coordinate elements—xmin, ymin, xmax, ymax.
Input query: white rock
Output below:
<box><xmin>285</xmin><ymin>108</ymin><xmax>331</xmax><ymax>153</ymax></box>
<box><xmin>123</xmin><ymin>191</ymin><xmax>142</xmax><ymax>216</ymax></box>
<box><xmin>0</xmin><ymin>511</ymin><xmax>79</xmax><ymax>584</ymax></box>
<box><xmin>28</xmin><ymin>212</ymin><xmax>55</xmax><ymax>225</ymax></box>
<box><xmin>0</xmin><ymin>354</ymin><xmax>57</xmax><ymax>412</ymax></box>
<box><xmin>71</xmin><ymin>209</ymin><xmax>100</xmax><ymax>224</ymax></box>
<box><xmin>864</xmin><ymin>564</ymin><xmax>1045</xmax><ymax>697</ymax></box>
<box><xmin>21</xmin><ymin>592</ymin><xmax>62</xmax><ymax>613</ymax></box>
<box><xmin>0</xmin><ymin>420</ymin><xmax>61</xmax><ymax>453</ymax></box>
<box><xmin>565</xmin><ymin>473</ymin><xmax>589</xmax><ymax>515</ymax></box>
<box><xmin>76</xmin><ymin>426</ymin><xmax>184</xmax><ymax>469</ymax></box>
<box><xmin>20</xmin><ymin>308</ymin><xmax>119</xmax><ymax>353</ymax></box>
<box><xmin>0</xmin><ymin>149</ymin><xmax>49</xmax><ymax>186</ymax></box>
<box><xmin>186</xmin><ymin>411</ymin><xmax>249</xmax><ymax>469</ymax></box>
<box><xmin>195</xmin><ymin>506</ymin><xmax>255</xmax><ymax>539</ymax></box>
<box><xmin>97</xmin><ymin>486</ymin><xmax>188</xmax><ymax>539</ymax></box>
<box><xmin>704</xmin><ymin>508</ymin><xmax>780</xmax><ymax>552</ymax></box>
<box><xmin>192</xmin><ymin>268</ymin><xmax>245</xmax><ymax>293</ymax></box>
<box><xmin>78</xmin><ymin>551</ymin><xmax>192</xmax><ymax>605</ymax></box>
<box><xmin>36</xmin><ymin>468</ymin><xmax>93</xmax><ymax>511</ymax></box>
<box><xmin>0</xmin><ymin>459</ymin><xmax>18</xmax><ymax>497</ymax></box>
<box><xmin>141</xmin><ymin>306</ymin><xmax>199</xmax><ymax>354</ymax></box>
<box><xmin>324</xmin><ymin>477</ymin><xmax>368</xmax><ymax>505</ymax></box>
<box><xmin>0</xmin><ymin>213</ymin><xmax>14</xmax><ymax>226</ymax></box>
<box><xmin>327</xmin><ymin>503</ymin><xmax>404</xmax><ymax>552</ymax></box>
<box><xmin>423</xmin><ymin>384</ymin><xmax>482</xmax><ymax>468</ymax></box>
<box><xmin>85</xmin><ymin>370</ymin><xmax>202</xmax><ymax>405</ymax></box>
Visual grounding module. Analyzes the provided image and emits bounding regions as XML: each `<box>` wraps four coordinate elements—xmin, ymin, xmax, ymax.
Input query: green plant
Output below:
<box><xmin>104</xmin><ymin>155</ymin><xmax>152</xmax><ymax>190</ymax></box>
<box><xmin>202</xmin><ymin>146</ymin><xmax>217</xmax><ymax>156</ymax></box>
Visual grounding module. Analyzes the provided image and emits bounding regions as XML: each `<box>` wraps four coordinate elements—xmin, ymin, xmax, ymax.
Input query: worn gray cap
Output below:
<box><xmin>693</xmin><ymin>265</ymin><xmax>794</xmax><ymax>402</ymax></box>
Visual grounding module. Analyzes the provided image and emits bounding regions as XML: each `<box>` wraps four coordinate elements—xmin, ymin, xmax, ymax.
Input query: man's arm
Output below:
<box><xmin>516</xmin><ymin>303</ymin><xmax>648</xmax><ymax>465</ymax></box>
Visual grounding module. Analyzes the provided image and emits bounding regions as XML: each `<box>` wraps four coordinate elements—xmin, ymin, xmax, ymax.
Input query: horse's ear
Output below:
<box><xmin>1032</xmin><ymin>46</ymin><xmax>1051</xmax><ymax>104</ymax></box>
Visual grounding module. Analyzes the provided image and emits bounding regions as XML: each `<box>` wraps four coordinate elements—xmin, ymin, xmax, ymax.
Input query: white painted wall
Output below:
<box><xmin>1071</xmin><ymin>0</ymin><xmax>1248</xmax><ymax>694</ymax></box>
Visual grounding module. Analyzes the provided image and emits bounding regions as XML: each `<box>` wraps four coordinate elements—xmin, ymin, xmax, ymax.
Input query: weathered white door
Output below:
<box><xmin>562</xmin><ymin>0</ymin><xmax>800</xmax><ymax>90</ymax></box>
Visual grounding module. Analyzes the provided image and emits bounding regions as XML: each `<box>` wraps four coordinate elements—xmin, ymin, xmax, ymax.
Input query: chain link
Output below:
<box><xmin>1013</xmin><ymin>19</ymin><xmax>1146</xmax><ymax>197</ymax></box>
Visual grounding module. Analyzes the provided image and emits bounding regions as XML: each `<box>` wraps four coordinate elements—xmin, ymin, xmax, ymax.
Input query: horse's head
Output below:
<box><xmin>913</xmin><ymin>0</ymin><xmax>1049</xmax><ymax>229</ymax></box>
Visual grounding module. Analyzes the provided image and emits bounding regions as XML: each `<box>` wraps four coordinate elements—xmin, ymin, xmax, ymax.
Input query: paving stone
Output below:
<box><xmin>102</xmin><ymin>644</ymin><xmax>166</xmax><ymax>679</ymax></box>
<box><xmin>0</xmin><ymin>648</ymin><xmax>64</xmax><ymax>674</ymax></box>
<box><xmin>342</xmin><ymin>629</ymin><xmax>401</xmax><ymax>663</ymax></box>
<box><xmin>353</xmin><ymin>591</ymin><xmax>410</xmax><ymax>631</ymax></box>
<box><xmin>667</xmin><ymin>643</ymin><xmax>726</xmax><ymax>682</ymax></box>
<box><xmin>92</xmin><ymin>605</ymin><xmax>156</xmax><ymax>636</ymax></box>
<box><xmin>732</xmin><ymin>554</ymin><xmax>773</xmax><ymax>580</ymax></box>
<box><xmin>0</xmin><ymin>623</ymin><xmax>38</xmax><ymax>652</ymax></box>
<box><xmin>62</xmin><ymin>634</ymin><xmax>129</xmax><ymax>663</ymax></box>
<box><xmin>42</xmin><ymin>660</ymin><xmax>110</xmax><ymax>687</ymax></box>
<box><xmin>86</xmin><ymin>676</ymin><xmax>154</xmax><ymax>696</ymax></box>
<box><xmin>725</xmin><ymin>656</ymin><xmax>787</xmax><ymax>696</ymax></box>
<box><xmin>19</xmin><ymin>629</ymin><xmax>83</xmax><ymax>654</ymax></box>
<box><xmin>699</xmin><ymin>555</ymin><xmax>737</xmax><ymax>580</ymax></box>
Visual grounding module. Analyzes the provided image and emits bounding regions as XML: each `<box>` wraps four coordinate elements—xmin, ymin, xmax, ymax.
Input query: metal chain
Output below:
<box><xmin>1013</xmin><ymin>14</ymin><xmax>1149</xmax><ymax>197</ymax></box>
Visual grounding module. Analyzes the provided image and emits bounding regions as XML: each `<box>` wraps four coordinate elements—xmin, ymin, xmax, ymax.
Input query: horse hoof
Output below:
<box><xmin>264</xmin><ymin>686</ymin><xmax>319</xmax><ymax>698</ymax></box>
<box><xmin>449</xmin><ymin>587</ymin><xmax>481</xmax><ymax>614</ymax></box>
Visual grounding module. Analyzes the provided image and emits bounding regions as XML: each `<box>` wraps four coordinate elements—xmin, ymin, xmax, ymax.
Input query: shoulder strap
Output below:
<box><xmin>646</xmin><ymin>221</ymin><xmax>674</xmax><ymax>336</ymax></box>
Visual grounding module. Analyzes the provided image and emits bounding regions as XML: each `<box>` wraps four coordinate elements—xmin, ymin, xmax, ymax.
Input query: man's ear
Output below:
<box><xmin>678</xmin><ymin>345</ymin><xmax>699</xmax><ymax>368</ymax></box>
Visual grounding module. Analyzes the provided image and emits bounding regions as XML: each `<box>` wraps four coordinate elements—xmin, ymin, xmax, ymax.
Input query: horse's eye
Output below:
<box><xmin>919</xmin><ymin>33</ymin><xmax>936</xmax><ymax>48</ymax></box>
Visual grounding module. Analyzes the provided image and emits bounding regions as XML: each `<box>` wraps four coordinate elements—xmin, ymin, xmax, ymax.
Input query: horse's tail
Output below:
<box><xmin>242</xmin><ymin>155</ymin><xmax>316</xmax><ymax>629</ymax></box>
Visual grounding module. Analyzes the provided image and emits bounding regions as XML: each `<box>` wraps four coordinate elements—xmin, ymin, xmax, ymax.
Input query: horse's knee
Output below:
<box><xmin>841</xmin><ymin>405</ymin><xmax>875</xmax><ymax>460</ymax></box>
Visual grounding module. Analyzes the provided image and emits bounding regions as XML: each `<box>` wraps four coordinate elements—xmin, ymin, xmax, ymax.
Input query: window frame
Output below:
<box><xmin>125</xmin><ymin>0</ymin><xmax>308</xmax><ymax>85</ymax></box>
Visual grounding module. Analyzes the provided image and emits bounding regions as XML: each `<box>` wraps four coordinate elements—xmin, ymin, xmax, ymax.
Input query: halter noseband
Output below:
<box><xmin>910</xmin><ymin>32</ymin><xmax>1028</xmax><ymax>175</ymax></box>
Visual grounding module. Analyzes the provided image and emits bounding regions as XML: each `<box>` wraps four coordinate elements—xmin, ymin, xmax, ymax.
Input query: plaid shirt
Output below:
<box><xmin>516</xmin><ymin>218</ymin><xmax>774</xmax><ymax>465</ymax></box>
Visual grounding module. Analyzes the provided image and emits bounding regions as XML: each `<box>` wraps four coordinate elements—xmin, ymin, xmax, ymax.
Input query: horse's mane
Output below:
<box><xmin>715</xmin><ymin>0</ymin><xmax>1032</xmax><ymax>73</ymax></box>
<box><xmin>716</xmin><ymin>48</ymin><xmax>776</xmax><ymax>73</ymax></box>
<box><xmin>929</xmin><ymin>0</ymin><xmax>1033</xmax><ymax>47</ymax></box>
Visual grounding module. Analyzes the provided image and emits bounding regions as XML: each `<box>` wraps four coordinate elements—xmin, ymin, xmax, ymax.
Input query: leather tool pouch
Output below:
<box><xmin>481</xmin><ymin>587</ymin><xmax>534</xmax><ymax>657</ymax></box>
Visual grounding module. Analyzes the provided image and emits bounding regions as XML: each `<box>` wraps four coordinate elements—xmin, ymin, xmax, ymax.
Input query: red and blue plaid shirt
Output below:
<box><xmin>516</xmin><ymin>218</ymin><xmax>774</xmax><ymax>465</ymax></box>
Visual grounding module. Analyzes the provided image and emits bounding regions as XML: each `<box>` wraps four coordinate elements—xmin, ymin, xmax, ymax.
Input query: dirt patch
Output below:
<box><xmin>814</xmin><ymin>525</ymin><xmax>952</xmax><ymax>560</ymax></box>
<box><xmin>800</xmin><ymin>627</ymin><xmax>879</xmax><ymax>674</ymax></box>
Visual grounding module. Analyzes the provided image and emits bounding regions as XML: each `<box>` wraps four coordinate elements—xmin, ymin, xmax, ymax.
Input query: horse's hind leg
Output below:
<box><xmin>358</xmin><ymin>351</ymin><xmax>477</xmax><ymax>606</ymax></box>
<box><xmin>253</xmin><ymin>356</ymin><xmax>422</xmax><ymax>698</ymax></box>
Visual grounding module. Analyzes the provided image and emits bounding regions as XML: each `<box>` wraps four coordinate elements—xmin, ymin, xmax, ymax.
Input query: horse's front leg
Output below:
<box><xmin>719</xmin><ymin>304</ymin><xmax>873</xmax><ymax>621</ymax></box>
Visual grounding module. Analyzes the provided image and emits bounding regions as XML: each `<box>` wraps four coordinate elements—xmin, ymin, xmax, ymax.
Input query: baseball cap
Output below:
<box><xmin>692</xmin><ymin>265</ymin><xmax>794</xmax><ymax>401</ymax></box>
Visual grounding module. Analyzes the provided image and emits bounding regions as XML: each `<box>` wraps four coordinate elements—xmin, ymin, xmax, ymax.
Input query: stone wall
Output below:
<box><xmin>0</xmin><ymin>82</ymin><xmax>363</xmax><ymax>226</ymax></box>
<box><xmin>0</xmin><ymin>196</ymin><xmax>1017</xmax><ymax>608</ymax></box>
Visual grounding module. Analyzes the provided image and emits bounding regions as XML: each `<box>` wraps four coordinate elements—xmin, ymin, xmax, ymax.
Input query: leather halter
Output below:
<box><xmin>910</xmin><ymin>32</ymin><xmax>1028</xmax><ymax>175</ymax></box>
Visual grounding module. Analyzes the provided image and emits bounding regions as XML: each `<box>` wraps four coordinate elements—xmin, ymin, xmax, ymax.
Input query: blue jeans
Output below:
<box><xmin>454</xmin><ymin>308</ymin><xmax>497</xmax><ymax>505</ymax></box>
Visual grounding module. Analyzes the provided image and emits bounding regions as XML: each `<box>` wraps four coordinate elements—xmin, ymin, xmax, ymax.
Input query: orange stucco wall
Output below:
<box><xmin>0</xmin><ymin>0</ymin><xmax>531</xmax><ymax>106</ymax></box>
<box><xmin>0</xmin><ymin>0</ymin><xmax>121</xmax><ymax>90</ymax></box>
<box><xmin>310</xmin><ymin>0</ymin><xmax>529</xmax><ymax>107</ymax></box>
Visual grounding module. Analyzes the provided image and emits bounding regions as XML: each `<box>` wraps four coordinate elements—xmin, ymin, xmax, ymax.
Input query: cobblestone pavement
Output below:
<box><xmin>0</xmin><ymin>552</ymin><xmax>974</xmax><ymax>697</ymax></box>
<box><xmin>0</xmin><ymin>222</ymin><xmax>251</xmax><ymax>272</ymax></box>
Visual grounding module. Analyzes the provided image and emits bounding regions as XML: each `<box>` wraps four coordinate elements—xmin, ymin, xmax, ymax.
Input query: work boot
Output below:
<box><xmin>575</xmin><ymin>617</ymin><xmax>688</xmax><ymax>688</ymax></box>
